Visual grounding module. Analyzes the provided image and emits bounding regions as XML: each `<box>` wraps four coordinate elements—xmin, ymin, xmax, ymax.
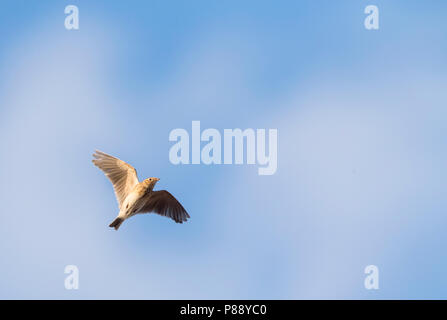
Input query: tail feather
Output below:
<box><xmin>109</xmin><ymin>217</ymin><xmax>124</xmax><ymax>230</ymax></box>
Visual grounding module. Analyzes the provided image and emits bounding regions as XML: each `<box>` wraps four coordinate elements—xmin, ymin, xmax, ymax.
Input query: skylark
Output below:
<box><xmin>92</xmin><ymin>150</ymin><xmax>190</xmax><ymax>230</ymax></box>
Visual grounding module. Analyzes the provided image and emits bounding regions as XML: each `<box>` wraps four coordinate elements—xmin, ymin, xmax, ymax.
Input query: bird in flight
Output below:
<box><xmin>92</xmin><ymin>150</ymin><xmax>190</xmax><ymax>230</ymax></box>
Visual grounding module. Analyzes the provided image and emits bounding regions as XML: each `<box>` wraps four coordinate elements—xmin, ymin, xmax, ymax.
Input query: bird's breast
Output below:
<box><xmin>121</xmin><ymin>191</ymin><xmax>139</xmax><ymax>212</ymax></box>
<box><xmin>121</xmin><ymin>186</ymin><xmax>150</xmax><ymax>217</ymax></box>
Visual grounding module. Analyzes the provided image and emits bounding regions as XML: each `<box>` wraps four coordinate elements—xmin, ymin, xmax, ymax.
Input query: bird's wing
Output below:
<box><xmin>135</xmin><ymin>190</ymin><xmax>190</xmax><ymax>223</ymax></box>
<box><xmin>92</xmin><ymin>150</ymin><xmax>139</xmax><ymax>209</ymax></box>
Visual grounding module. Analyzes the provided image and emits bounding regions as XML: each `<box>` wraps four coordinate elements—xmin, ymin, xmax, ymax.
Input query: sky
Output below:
<box><xmin>0</xmin><ymin>0</ymin><xmax>447</xmax><ymax>299</ymax></box>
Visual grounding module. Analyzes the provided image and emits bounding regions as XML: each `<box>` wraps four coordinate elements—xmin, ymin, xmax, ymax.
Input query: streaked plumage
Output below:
<box><xmin>92</xmin><ymin>150</ymin><xmax>189</xmax><ymax>230</ymax></box>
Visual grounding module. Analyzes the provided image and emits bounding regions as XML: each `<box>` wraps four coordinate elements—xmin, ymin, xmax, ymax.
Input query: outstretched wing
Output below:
<box><xmin>92</xmin><ymin>150</ymin><xmax>139</xmax><ymax>209</ymax></box>
<box><xmin>136</xmin><ymin>190</ymin><xmax>190</xmax><ymax>223</ymax></box>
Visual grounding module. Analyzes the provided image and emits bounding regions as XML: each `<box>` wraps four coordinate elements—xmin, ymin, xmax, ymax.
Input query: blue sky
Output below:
<box><xmin>0</xmin><ymin>0</ymin><xmax>447</xmax><ymax>299</ymax></box>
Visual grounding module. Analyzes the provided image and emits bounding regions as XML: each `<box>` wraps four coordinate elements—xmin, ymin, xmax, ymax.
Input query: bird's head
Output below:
<box><xmin>144</xmin><ymin>177</ymin><xmax>160</xmax><ymax>190</ymax></box>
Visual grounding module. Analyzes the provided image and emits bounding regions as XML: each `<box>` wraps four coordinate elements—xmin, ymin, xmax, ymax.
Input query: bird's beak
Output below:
<box><xmin>156</xmin><ymin>178</ymin><xmax>160</xmax><ymax>181</ymax></box>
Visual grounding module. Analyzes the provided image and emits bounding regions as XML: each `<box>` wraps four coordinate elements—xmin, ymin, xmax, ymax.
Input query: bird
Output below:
<box><xmin>92</xmin><ymin>150</ymin><xmax>190</xmax><ymax>230</ymax></box>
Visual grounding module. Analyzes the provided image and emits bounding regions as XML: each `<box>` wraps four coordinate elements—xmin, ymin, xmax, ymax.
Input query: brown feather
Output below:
<box><xmin>92</xmin><ymin>150</ymin><xmax>139</xmax><ymax>209</ymax></box>
<box><xmin>136</xmin><ymin>190</ymin><xmax>190</xmax><ymax>223</ymax></box>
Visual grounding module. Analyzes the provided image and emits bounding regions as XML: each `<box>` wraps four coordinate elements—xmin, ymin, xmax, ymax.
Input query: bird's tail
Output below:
<box><xmin>109</xmin><ymin>217</ymin><xmax>124</xmax><ymax>230</ymax></box>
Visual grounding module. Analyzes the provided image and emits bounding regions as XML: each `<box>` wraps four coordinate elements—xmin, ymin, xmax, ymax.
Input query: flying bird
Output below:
<box><xmin>92</xmin><ymin>150</ymin><xmax>190</xmax><ymax>230</ymax></box>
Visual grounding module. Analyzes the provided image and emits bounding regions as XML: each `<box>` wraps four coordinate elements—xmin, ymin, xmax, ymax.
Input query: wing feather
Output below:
<box><xmin>92</xmin><ymin>150</ymin><xmax>139</xmax><ymax>209</ymax></box>
<box><xmin>136</xmin><ymin>190</ymin><xmax>190</xmax><ymax>223</ymax></box>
